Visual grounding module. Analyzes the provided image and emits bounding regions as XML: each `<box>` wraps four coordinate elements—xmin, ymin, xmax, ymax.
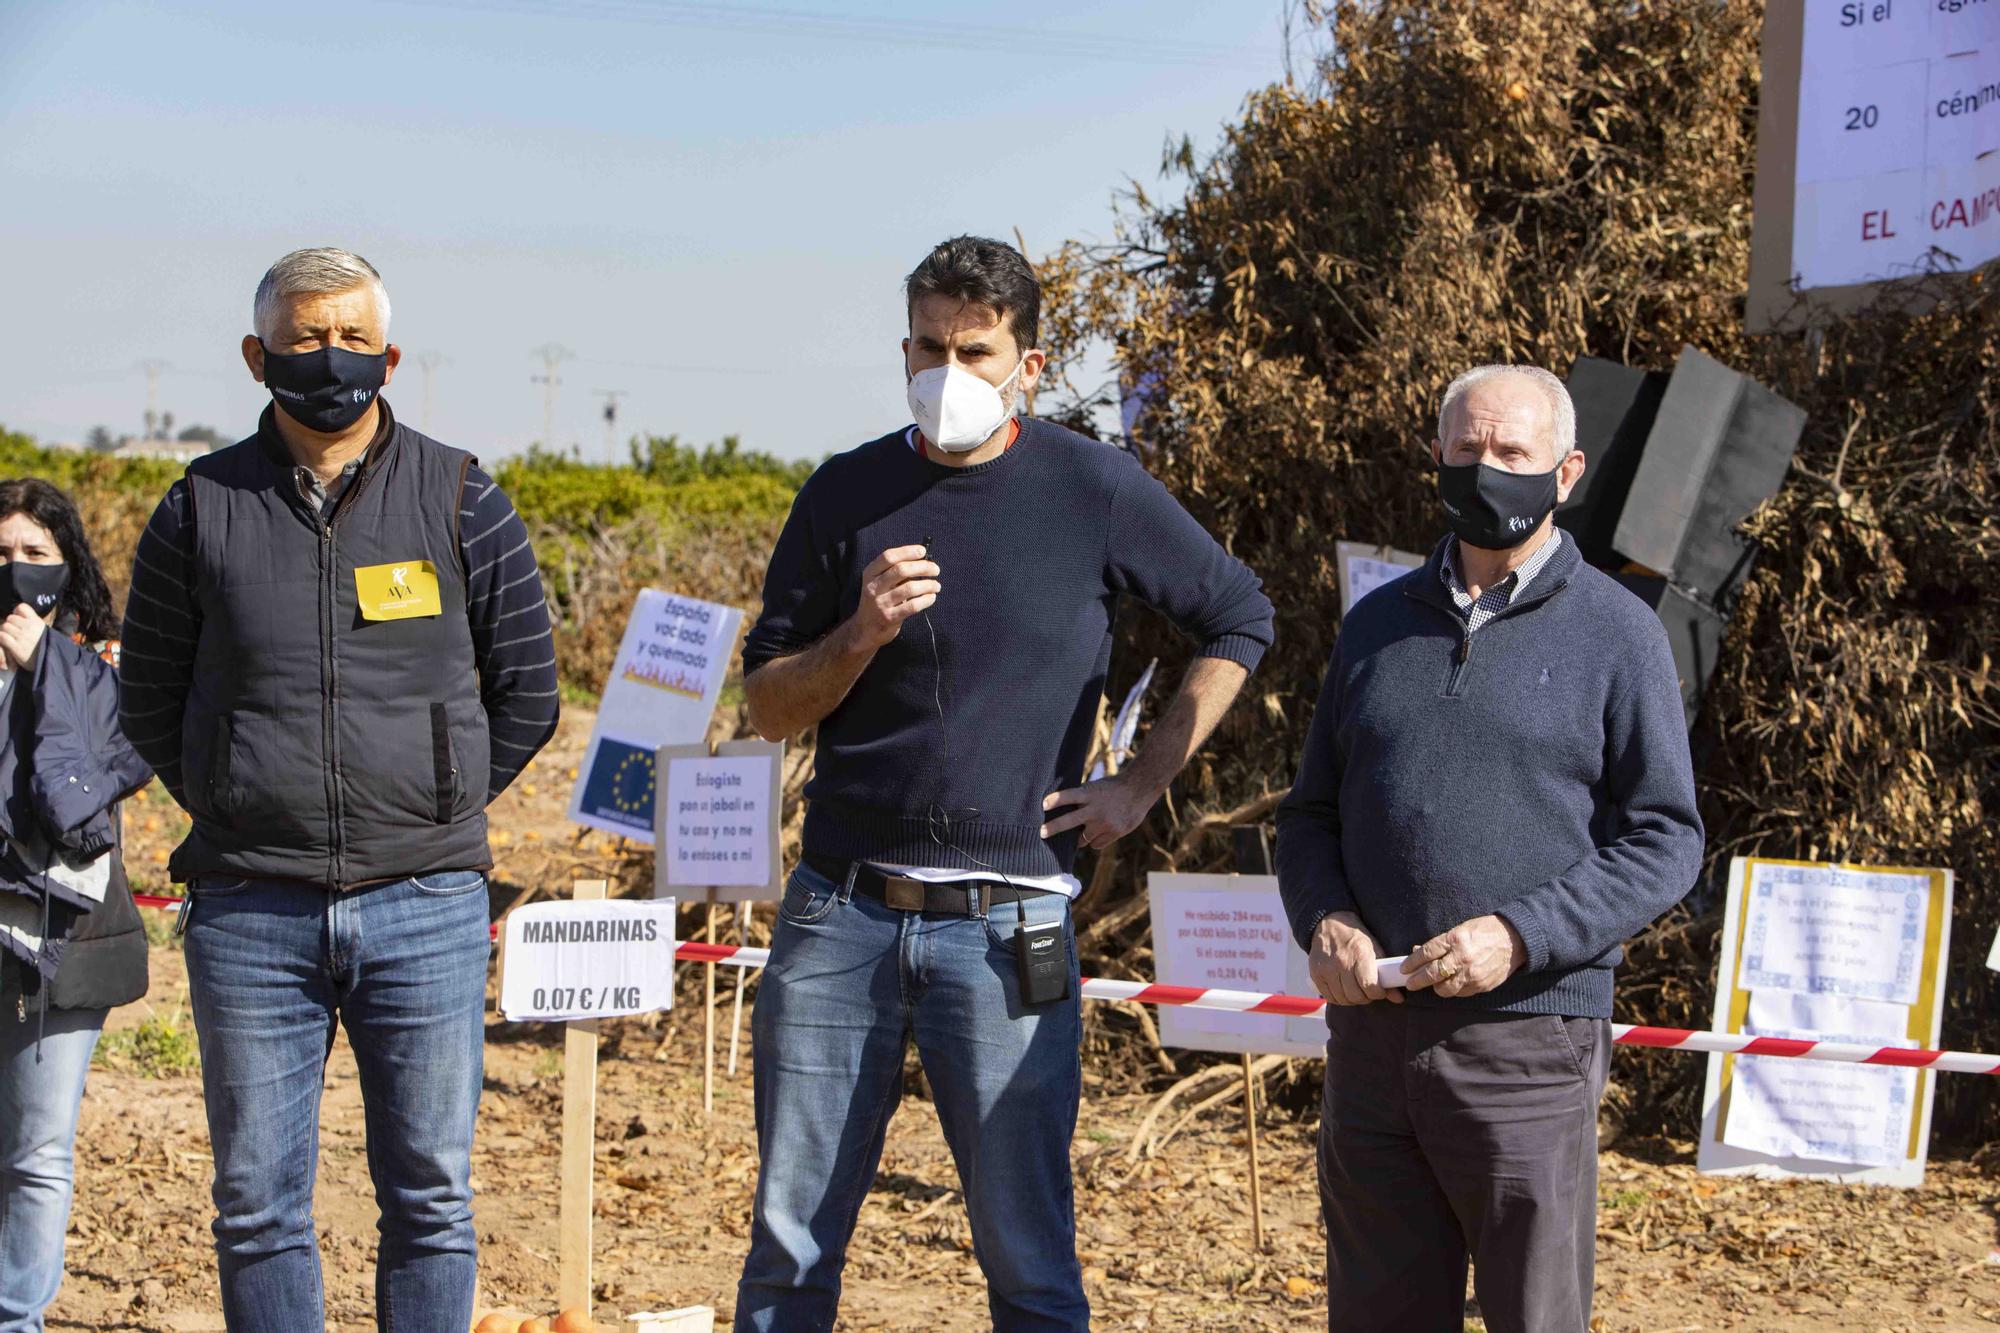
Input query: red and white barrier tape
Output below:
<box><xmin>672</xmin><ymin>940</ymin><xmax>2000</xmax><ymax>1075</ymax></box>
<box><xmin>136</xmin><ymin>898</ymin><xmax>1999</xmax><ymax>1075</ymax></box>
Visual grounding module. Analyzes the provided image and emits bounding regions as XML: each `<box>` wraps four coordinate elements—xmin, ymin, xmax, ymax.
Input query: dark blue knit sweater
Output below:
<box><xmin>744</xmin><ymin>418</ymin><xmax>1274</xmax><ymax>878</ymax></box>
<box><xmin>1274</xmin><ymin>535</ymin><xmax>1703</xmax><ymax>1018</ymax></box>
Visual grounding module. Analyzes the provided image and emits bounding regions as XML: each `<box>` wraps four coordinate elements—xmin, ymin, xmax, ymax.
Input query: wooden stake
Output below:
<box><xmin>727</xmin><ymin>899</ymin><xmax>750</xmax><ymax>1076</ymax></box>
<box><xmin>559</xmin><ymin>878</ymin><xmax>607</xmax><ymax>1316</ymax></box>
<box><xmin>1243</xmin><ymin>1051</ymin><xmax>1265</xmax><ymax>1251</ymax></box>
<box><xmin>702</xmin><ymin>892</ymin><xmax>717</xmax><ymax>1117</ymax></box>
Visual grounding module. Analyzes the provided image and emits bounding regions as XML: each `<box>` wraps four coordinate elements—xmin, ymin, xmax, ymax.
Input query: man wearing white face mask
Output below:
<box><xmin>737</xmin><ymin>235</ymin><xmax>1275</xmax><ymax>1331</ymax></box>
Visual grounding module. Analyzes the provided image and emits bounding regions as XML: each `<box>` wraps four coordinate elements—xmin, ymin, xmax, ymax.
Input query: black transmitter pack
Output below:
<box><xmin>1015</xmin><ymin>912</ymin><xmax>1071</xmax><ymax>1006</ymax></box>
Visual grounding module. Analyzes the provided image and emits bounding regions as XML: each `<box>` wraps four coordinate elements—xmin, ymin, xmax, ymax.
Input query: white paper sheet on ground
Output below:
<box><xmin>1738</xmin><ymin>860</ymin><xmax>1930</xmax><ymax>1005</ymax></box>
<box><xmin>1720</xmin><ymin>990</ymin><xmax>1919</xmax><ymax>1167</ymax></box>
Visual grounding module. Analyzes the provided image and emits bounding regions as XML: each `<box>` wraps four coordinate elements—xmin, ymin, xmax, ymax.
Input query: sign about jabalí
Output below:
<box><xmin>568</xmin><ymin>590</ymin><xmax>743</xmax><ymax>842</ymax></box>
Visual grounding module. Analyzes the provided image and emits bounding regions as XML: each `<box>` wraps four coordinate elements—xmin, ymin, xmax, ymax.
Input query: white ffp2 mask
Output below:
<box><xmin>907</xmin><ymin>354</ymin><xmax>1028</xmax><ymax>453</ymax></box>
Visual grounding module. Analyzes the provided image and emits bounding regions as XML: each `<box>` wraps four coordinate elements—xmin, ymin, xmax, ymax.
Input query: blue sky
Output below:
<box><xmin>0</xmin><ymin>1</ymin><xmax>1291</xmax><ymax>461</ymax></box>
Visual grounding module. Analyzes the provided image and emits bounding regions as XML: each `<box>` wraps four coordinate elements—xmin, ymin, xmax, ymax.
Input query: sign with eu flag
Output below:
<box><xmin>568</xmin><ymin>590</ymin><xmax>743</xmax><ymax>841</ymax></box>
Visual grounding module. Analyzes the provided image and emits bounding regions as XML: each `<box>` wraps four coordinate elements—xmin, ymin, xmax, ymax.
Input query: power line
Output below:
<box><xmin>531</xmin><ymin>344</ymin><xmax>575</xmax><ymax>450</ymax></box>
<box><xmin>135</xmin><ymin>359</ymin><xmax>170</xmax><ymax>439</ymax></box>
<box><xmin>415</xmin><ymin>351</ymin><xmax>448</xmax><ymax>433</ymax></box>
<box><xmin>575</xmin><ymin>355</ymin><xmax>878</xmax><ymax>376</ymax></box>
<box><xmin>594</xmin><ymin>388</ymin><xmax>628</xmax><ymax>462</ymax></box>
<box><xmin>391</xmin><ymin>0</ymin><xmax>1273</xmax><ymax>72</ymax></box>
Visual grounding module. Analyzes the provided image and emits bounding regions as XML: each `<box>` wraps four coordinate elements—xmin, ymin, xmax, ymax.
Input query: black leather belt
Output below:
<box><xmin>803</xmin><ymin>853</ymin><xmax>1057</xmax><ymax>916</ymax></box>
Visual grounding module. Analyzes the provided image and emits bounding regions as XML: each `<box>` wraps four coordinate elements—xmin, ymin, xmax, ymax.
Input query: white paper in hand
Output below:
<box><xmin>1376</xmin><ymin>956</ymin><xmax>1410</xmax><ymax>989</ymax></box>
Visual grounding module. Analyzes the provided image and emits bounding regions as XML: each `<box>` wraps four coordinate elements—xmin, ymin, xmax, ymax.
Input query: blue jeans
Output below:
<box><xmin>737</xmin><ymin>864</ymin><xmax>1088</xmax><ymax>1332</ymax></box>
<box><xmin>183</xmin><ymin>871</ymin><xmax>490</xmax><ymax>1333</ymax></box>
<box><xmin>0</xmin><ymin>1005</ymin><xmax>104</xmax><ymax>1333</ymax></box>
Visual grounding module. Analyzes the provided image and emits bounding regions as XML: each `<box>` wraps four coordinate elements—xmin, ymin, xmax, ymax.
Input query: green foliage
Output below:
<box><xmin>628</xmin><ymin>433</ymin><xmax>815</xmax><ymax>489</ymax></box>
<box><xmin>0</xmin><ymin>426</ymin><xmax>184</xmax><ymax>498</ymax></box>
<box><xmin>492</xmin><ymin>442</ymin><xmax>802</xmax><ymax>533</ymax></box>
<box><xmin>95</xmin><ymin>1008</ymin><xmax>201</xmax><ymax>1078</ymax></box>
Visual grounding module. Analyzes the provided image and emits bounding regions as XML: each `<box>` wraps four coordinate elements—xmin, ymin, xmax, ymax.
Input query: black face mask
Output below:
<box><xmin>259</xmin><ymin>342</ymin><xmax>388</xmax><ymax>433</ymax></box>
<box><xmin>0</xmin><ymin>561</ymin><xmax>68</xmax><ymax>619</ymax></box>
<box><xmin>1436</xmin><ymin>457</ymin><xmax>1560</xmax><ymax>550</ymax></box>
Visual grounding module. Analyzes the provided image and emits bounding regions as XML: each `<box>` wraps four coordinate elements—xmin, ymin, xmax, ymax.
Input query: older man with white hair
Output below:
<box><xmin>1276</xmin><ymin>364</ymin><xmax>1703</xmax><ymax>1332</ymax></box>
<box><xmin>119</xmin><ymin>248</ymin><xmax>559</xmax><ymax>1330</ymax></box>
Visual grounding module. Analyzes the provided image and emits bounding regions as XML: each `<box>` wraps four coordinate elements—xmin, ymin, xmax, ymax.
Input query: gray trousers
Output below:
<box><xmin>1317</xmin><ymin>1004</ymin><xmax>1609</xmax><ymax>1333</ymax></box>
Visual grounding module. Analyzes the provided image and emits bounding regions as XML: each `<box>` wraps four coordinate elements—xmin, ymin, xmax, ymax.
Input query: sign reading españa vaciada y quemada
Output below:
<box><xmin>567</xmin><ymin>590</ymin><xmax>743</xmax><ymax>842</ymax></box>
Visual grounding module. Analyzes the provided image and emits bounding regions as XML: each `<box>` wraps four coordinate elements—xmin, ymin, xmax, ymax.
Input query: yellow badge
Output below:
<box><xmin>354</xmin><ymin>560</ymin><xmax>441</xmax><ymax>621</ymax></box>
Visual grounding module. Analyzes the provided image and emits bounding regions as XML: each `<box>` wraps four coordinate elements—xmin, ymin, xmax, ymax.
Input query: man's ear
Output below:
<box><xmin>1430</xmin><ymin>437</ymin><xmax>1443</xmax><ymax>467</ymax></box>
<box><xmin>1556</xmin><ymin>448</ymin><xmax>1587</xmax><ymax>504</ymax></box>
<box><xmin>900</xmin><ymin>336</ymin><xmax>912</xmax><ymax>382</ymax></box>
<box><xmin>1021</xmin><ymin>348</ymin><xmax>1047</xmax><ymax>392</ymax></box>
<box><xmin>382</xmin><ymin>343</ymin><xmax>402</xmax><ymax>386</ymax></box>
<box><xmin>242</xmin><ymin>335</ymin><xmax>266</xmax><ymax>383</ymax></box>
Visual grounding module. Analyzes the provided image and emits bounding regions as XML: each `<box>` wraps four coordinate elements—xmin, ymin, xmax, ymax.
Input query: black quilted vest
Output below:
<box><xmin>170</xmin><ymin>405</ymin><xmax>491</xmax><ymax>887</ymax></box>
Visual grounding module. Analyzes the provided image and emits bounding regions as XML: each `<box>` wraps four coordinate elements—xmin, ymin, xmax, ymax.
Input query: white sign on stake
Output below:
<box><xmin>568</xmin><ymin>590</ymin><xmax>743</xmax><ymax>842</ymax></box>
<box><xmin>654</xmin><ymin>739</ymin><xmax>785</xmax><ymax>902</ymax></box>
<box><xmin>1334</xmin><ymin>541</ymin><xmax>1425</xmax><ymax>617</ymax></box>
<box><xmin>499</xmin><ymin>899</ymin><xmax>680</xmax><ymax>1022</ymax></box>
<box><xmin>1148</xmin><ymin>873</ymin><xmax>1324</xmax><ymax>1058</ymax></box>
<box><xmin>1698</xmin><ymin>855</ymin><xmax>1952</xmax><ymax>1188</ymax></box>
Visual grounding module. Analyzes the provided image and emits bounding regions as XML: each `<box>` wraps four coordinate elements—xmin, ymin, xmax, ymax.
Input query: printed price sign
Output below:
<box><xmin>1147</xmin><ymin>872</ymin><xmax>1324</xmax><ymax>1058</ymax></box>
<box><xmin>499</xmin><ymin>899</ymin><xmax>680</xmax><ymax>1022</ymax></box>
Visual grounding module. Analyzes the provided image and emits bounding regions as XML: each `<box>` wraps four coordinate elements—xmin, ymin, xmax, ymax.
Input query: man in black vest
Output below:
<box><xmin>120</xmin><ymin>247</ymin><xmax>560</xmax><ymax>1331</ymax></box>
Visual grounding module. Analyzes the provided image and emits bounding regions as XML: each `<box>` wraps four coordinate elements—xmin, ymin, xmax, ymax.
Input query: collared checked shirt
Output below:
<box><xmin>293</xmin><ymin>458</ymin><xmax>363</xmax><ymax>518</ymax></box>
<box><xmin>1440</xmin><ymin>528</ymin><xmax>1564</xmax><ymax>633</ymax></box>
<box><xmin>290</xmin><ymin>414</ymin><xmax>390</xmax><ymax>518</ymax></box>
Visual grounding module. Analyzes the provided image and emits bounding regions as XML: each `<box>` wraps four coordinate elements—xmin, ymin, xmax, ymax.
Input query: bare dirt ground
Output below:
<box><xmin>49</xmin><ymin>710</ymin><xmax>2000</xmax><ymax>1331</ymax></box>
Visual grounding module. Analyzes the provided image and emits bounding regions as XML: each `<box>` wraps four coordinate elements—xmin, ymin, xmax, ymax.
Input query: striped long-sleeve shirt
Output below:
<box><xmin>121</xmin><ymin>457</ymin><xmax>560</xmax><ymax>809</ymax></box>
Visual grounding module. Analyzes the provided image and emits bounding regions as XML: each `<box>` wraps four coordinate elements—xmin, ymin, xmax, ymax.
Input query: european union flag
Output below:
<box><xmin>578</xmin><ymin>738</ymin><xmax>657</xmax><ymax>834</ymax></box>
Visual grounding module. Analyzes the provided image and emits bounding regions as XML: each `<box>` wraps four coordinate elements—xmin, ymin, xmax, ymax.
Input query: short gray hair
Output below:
<box><xmin>1436</xmin><ymin>364</ymin><xmax>1577</xmax><ymax>463</ymax></box>
<box><xmin>253</xmin><ymin>247</ymin><xmax>391</xmax><ymax>341</ymax></box>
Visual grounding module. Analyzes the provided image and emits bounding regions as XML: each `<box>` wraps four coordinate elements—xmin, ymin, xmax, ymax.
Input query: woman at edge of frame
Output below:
<box><xmin>0</xmin><ymin>476</ymin><xmax>153</xmax><ymax>1332</ymax></box>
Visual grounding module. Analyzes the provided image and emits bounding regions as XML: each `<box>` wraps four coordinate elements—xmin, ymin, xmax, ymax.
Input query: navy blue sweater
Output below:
<box><xmin>745</xmin><ymin>419</ymin><xmax>1274</xmax><ymax>878</ymax></box>
<box><xmin>1274</xmin><ymin>535</ymin><xmax>1703</xmax><ymax>1018</ymax></box>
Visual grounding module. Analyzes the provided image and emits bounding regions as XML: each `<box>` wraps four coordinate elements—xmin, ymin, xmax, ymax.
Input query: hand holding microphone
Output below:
<box><xmin>844</xmin><ymin>544</ymin><xmax>941</xmax><ymax>652</ymax></box>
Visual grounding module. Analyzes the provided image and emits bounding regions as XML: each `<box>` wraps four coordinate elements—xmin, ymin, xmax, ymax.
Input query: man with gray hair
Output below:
<box><xmin>120</xmin><ymin>247</ymin><xmax>560</xmax><ymax>1330</ymax></box>
<box><xmin>1276</xmin><ymin>364</ymin><xmax>1703</xmax><ymax>1331</ymax></box>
